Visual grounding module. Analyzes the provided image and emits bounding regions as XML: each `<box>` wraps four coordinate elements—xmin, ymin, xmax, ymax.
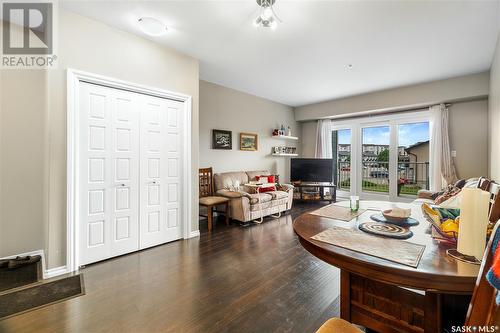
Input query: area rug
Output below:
<box><xmin>311</xmin><ymin>226</ymin><xmax>426</xmax><ymax>268</ymax></box>
<box><xmin>0</xmin><ymin>274</ymin><xmax>85</xmax><ymax>320</ymax></box>
<box><xmin>309</xmin><ymin>204</ymin><xmax>366</xmax><ymax>222</ymax></box>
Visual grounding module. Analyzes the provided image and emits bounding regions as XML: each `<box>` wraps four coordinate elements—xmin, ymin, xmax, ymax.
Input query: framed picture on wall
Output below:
<box><xmin>240</xmin><ymin>133</ymin><xmax>258</xmax><ymax>151</ymax></box>
<box><xmin>212</xmin><ymin>129</ymin><xmax>232</xmax><ymax>149</ymax></box>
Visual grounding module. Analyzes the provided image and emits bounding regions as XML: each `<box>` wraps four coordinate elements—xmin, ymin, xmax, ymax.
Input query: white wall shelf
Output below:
<box><xmin>272</xmin><ymin>153</ymin><xmax>298</xmax><ymax>157</ymax></box>
<box><xmin>272</xmin><ymin>135</ymin><xmax>299</xmax><ymax>140</ymax></box>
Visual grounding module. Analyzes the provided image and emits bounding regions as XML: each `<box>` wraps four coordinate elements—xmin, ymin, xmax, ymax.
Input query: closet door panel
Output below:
<box><xmin>164</xmin><ymin>100</ymin><xmax>183</xmax><ymax>238</ymax></box>
<box><xmin>79</xmin><ymin>83</ymin><xmax>140</xmax><ymax>266</ymax></box>
<box><xmin>139</xmin><ymin>97</ymin><xmax>168</xmax><ymax>249</ymax></box>
<box><xmin>109</xmin><ymin>90</ymin><xmax>140</xmax><ymax>257</ymax></box>
<box><xmin>139</xmin><ymin>97</ymin><xmax>183</xmax><ymax>248</ymax></box>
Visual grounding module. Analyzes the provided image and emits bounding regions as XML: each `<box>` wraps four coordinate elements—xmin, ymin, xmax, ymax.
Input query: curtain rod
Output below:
<box><xmin>323</xmin><ymin>102</ymin><xmax>452</xmax><ymax>122</ymax></box>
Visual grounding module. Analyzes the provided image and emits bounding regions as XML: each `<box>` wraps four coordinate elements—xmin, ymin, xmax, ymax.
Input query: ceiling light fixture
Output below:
<box><xmin>253</xmin><ymin>0</ymin><xmax>282</xmax><ymax>30</ymax></box>
<box><xmin>138</xmin><ymin>17</ymin><xmax>167</xmax><ymax>36</ymax></box>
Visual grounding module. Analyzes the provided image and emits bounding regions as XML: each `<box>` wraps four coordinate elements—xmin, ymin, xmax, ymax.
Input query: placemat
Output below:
<box><xmin>311</xmin><ymin>226</ymin><xmax>426</xmax><ymax>268</ymax></box>
<box><xmin>309</xmin><ymin>204</ymin><xmax>366</xmax><ymax>222</ymax></box>
<box><xmin>370</xmin><ymin>213</ymin><xmax>420</xmax><ymax>226</ymax></box>
<box><xmin>359</xmin><ymin>222</ymin><xmax>413</xmax><ymax>239</ymax></box>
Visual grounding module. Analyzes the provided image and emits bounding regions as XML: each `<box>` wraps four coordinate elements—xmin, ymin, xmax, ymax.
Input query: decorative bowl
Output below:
<box><xmin>382</xmin><ymin>209</ymin><xmax>410</xmax><ymax>223</ymax></box>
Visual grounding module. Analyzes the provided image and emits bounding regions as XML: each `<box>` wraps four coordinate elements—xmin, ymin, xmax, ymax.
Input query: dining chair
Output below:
<box><xmin>316</xmin><ymin>223</ymin><xmax>500</xmax><ymax>332</ymax></box>
<box><xmin>199</xmin><ymin>167</ymin><xmax>230</xmax><ymax>231</ymax></box>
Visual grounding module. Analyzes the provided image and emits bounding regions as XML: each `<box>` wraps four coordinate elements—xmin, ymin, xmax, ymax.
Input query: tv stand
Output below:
<box><xmin>292</xmin><ymin>182</ymin><xmax>336</xmax><ymax>203</ymax></box>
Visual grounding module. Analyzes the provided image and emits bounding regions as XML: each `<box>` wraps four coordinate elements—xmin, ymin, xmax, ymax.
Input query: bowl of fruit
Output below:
<box><xmin>421</xmin><ymin>203</ymin><xmax>460</xmax><ymax>243</ymax></box>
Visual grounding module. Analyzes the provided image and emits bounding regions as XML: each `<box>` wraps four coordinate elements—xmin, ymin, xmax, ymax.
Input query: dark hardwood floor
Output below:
<box><xmin>0</xmin><ymin>201</ymin><xmax>340</xmax><ymax>333</ymax></box>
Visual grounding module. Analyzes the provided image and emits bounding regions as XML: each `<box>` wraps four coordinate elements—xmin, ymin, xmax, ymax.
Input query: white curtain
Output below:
<box><xmin>429</xmin><ymin>104</ymin><xmax>457</xmax><ymax>191</ymax></box>
<box><xmin>315</xmin><ymin>119</ymin><xmax>333</xmax><ymax>158</ymax></box>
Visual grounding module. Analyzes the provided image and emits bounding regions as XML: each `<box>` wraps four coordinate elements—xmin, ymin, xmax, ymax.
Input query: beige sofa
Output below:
<box><xmin>213</xmin><ymin>170</ymin><xmax>293</xmax><ymax>223</ymax></box>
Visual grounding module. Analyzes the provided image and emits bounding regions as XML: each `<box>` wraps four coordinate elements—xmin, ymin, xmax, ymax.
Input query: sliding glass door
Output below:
<box><xmin>397</xmin><ymin>122</ymin><xmax>430</xmax><ymax>198</ymax></box>
<box><xmin>331</xmin><ymin>111</ymin><xmax>430</xmax><ymax>202</ymax></box>
<box><xmin>361</xmin><ymin>125</ymin><xmax>390</xmax><ymax>197</ymax></box>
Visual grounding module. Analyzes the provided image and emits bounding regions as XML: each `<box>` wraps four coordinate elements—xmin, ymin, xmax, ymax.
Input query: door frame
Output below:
<box><xmin>330</xmin><ymin>110</ymin><xmax>430</xmax><ymax>202</ymax></box>
<box><xmin>67</xmin><ymin>68</ymin><xmax>193</xmax><ymax>273</ymax></box>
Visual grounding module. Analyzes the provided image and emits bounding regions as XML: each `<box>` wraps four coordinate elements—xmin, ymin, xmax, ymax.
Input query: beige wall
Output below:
<box><xmin>200</xmin><ymin>80</ymin><xmax>298</xmax><ymax>181</ymax></box>
<box><xmin>1</xmin><ymin>10</ymin><xmax>200</xmax><ymax>268</ymax></box>
<box><xmin>300</xmin><ymin>100</ymin><xmax>489</xmax><ymax>180</ymax></box>
<box><xmin>300</xmin><ymin>121</ymin><xmax>317</xmax><ymax>158</ymax></box>
<box><xmin>448</xmin><ymin>100</ymin><xmax>489</xmax><ymax>179</ymax></box>
<box><xmin>490</xmin><ymin>35</ymin><xmax>500</xmax><ymax>181</ymax></box>
<box><xmin>295</xmin><ymin>72</ymin><xmax>490</xmax><ymax>121</ymax></box>
<box><xmin>0</xmin><ymin>70</ymin><xmax>49</xmax><ymax>257</ymax></box>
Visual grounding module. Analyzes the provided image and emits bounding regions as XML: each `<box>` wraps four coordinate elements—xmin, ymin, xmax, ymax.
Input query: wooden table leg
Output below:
<box><xmin>207</xmin><ymin>206</ymin><xmax>213</xmax><ymax>231</ymax></box>
<box><xmin>424</xmin><ymin>291</ymin><xmax>442</xmax><ymax>333</ymax></box>
<box><xmin>225</xmin><ymin>202</ymin><xmax>230</xmax><ymax>225</ymax></box>
<box><xmin>340</xmin><ymin>270</ymin><xmax>351</xmax><ymax>322</ymax></box>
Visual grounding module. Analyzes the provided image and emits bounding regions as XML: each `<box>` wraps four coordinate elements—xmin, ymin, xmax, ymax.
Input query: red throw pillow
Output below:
<box><xmin>259</xmin><ymin>186</ymin><xmax>274</xmax><ymax>193</ymax></box>
<box><xmin>256</xmin><ymin>175</ymin><xmax>275</xmax><ymax>183</ymax></box>
<box><xmin>255</xmin><ymin>175</ymin><xmax>275</xmax><ymax>193</ymax></box>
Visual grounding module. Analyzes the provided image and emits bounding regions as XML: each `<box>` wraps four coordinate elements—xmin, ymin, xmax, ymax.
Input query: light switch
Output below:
<box><xmin>451</xmin><ymin>150</ymin><xmax>457</xmax><ymax>157</ymax></box>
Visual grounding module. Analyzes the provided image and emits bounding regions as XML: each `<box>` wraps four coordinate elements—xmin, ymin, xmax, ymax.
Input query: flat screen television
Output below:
<box><xmin>291</xmin><ymin>158</ymin><xmax>333</xmax><ymax>183</ymax></box>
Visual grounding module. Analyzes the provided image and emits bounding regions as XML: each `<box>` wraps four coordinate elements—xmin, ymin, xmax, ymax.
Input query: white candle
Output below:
<box><xmin>457</xmin><ymin>188</ymin><xmax>490</xmax><ymax>260</ymax></box>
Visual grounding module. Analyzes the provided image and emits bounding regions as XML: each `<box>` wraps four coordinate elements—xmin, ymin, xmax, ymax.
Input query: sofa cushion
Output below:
<box><xmin>214</xmin><ymin>171</ymin><xmax>249</xmax><ymax>191</ymax></box>
<box><xmin>249</xmin><ymin>193</ymin><xmax>272</xmax><ymax>204</ymax></box>
<box><xmin>266</xmin><ymin>190</ymin><xmax>289</xmax><ymax>200</ymax></box>
<box><xmin>250</xmin><ymin>197</ymin><xmax>288</xmax><ymax>211</ymax></box>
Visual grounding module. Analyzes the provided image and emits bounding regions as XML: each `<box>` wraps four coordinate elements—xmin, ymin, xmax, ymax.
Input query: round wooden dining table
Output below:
<box><xmin>293</xmin><ymin>200</ymin><xmax>480</xmax><ymax>333</ymax></box>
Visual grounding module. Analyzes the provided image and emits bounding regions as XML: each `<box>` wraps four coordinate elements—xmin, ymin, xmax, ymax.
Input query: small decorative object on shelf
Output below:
<box><xmin>272</xmin><ymin>125</ymin><xmax>298</xmax><ymax>140</ymax></box>
<box><xmin>272</xmin><ymin>146</ymin><xmax>297</xmax><ymax>155</ymax></box>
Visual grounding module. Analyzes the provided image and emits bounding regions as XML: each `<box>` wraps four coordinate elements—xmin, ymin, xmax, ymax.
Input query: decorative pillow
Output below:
<box><xmin>430</xmin><ymin>190</ymin><xmax>444</xmax><ymax>200</ymax></box>
<box><xmin>440</xmin><ymin>190</ymin><xmax>462</xmax><ymax>208</ymax></box>
<box><xmin>454</xmin><ymin>179</ymin><xmax>466</xmax><ymax>189</ymax></box>
<box><xmin>256</xmin><ymin>175</ymin><xmax>275</xmax><ymax>184</ymax></box>
<box><xmin>434</xmin><ymin>186</ymin><xmax>461</xmax><ymax>205</ymax></box>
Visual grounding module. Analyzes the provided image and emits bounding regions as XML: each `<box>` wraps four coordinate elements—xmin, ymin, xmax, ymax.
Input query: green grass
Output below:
<box><xmin>338</xmin><ymin>178</ymin><xmax>422</xmax><ymax>196</ymax></box>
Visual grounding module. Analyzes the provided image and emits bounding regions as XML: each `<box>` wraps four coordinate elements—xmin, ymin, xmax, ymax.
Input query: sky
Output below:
<box><xmin>337</xmin><ymin>122</ymin><xmax>429</xmax><ymax>147</ymax></box>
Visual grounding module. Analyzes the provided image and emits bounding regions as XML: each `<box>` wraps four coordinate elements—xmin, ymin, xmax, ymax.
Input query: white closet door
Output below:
<box><xmin>79</xmin><ymin>83</ymin><xmax>140</xmax><ymax>266</ymax></box>
<box><xmin>139</xmin><ymin>96</ymin><xmax>183</xmax><ymax>249</ymax></box>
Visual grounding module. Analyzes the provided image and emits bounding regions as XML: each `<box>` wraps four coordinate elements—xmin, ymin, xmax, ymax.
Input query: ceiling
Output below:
<box><xmin>61</xmin><ymin>1</ymin><xmax>500</xmax><ymax>107</ymax></box>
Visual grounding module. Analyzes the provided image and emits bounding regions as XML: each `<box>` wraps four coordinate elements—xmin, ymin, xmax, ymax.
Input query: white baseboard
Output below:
<box><xmin>1</xmin><ymin>250</ymin><xmax>46</xmax><ymax>276</ymax></box>
<box><xmin>44</xmin><ymin>266</ymin><xmax>69</xmax><ymax>279</ymax></box>
<box><xmin>0</xmin><ymin>250</ymin><xmax>69</xmax><ymax>279</ymax></box>
<box><xmin>188</xmin><ymin>230</ymin><xmax>200</xmax><ymax>238</ymax></box>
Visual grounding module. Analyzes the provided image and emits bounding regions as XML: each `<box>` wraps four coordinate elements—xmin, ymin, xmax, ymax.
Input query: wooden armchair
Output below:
<box><xmin>199</xmin><ymin>168</ymin><xmax>230</xmax><ymax>231</ymax></box>
<box><xmin>317</xmin><ymin>223</ymin><xmax>500</xmax><ymax>332</ymax></box>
